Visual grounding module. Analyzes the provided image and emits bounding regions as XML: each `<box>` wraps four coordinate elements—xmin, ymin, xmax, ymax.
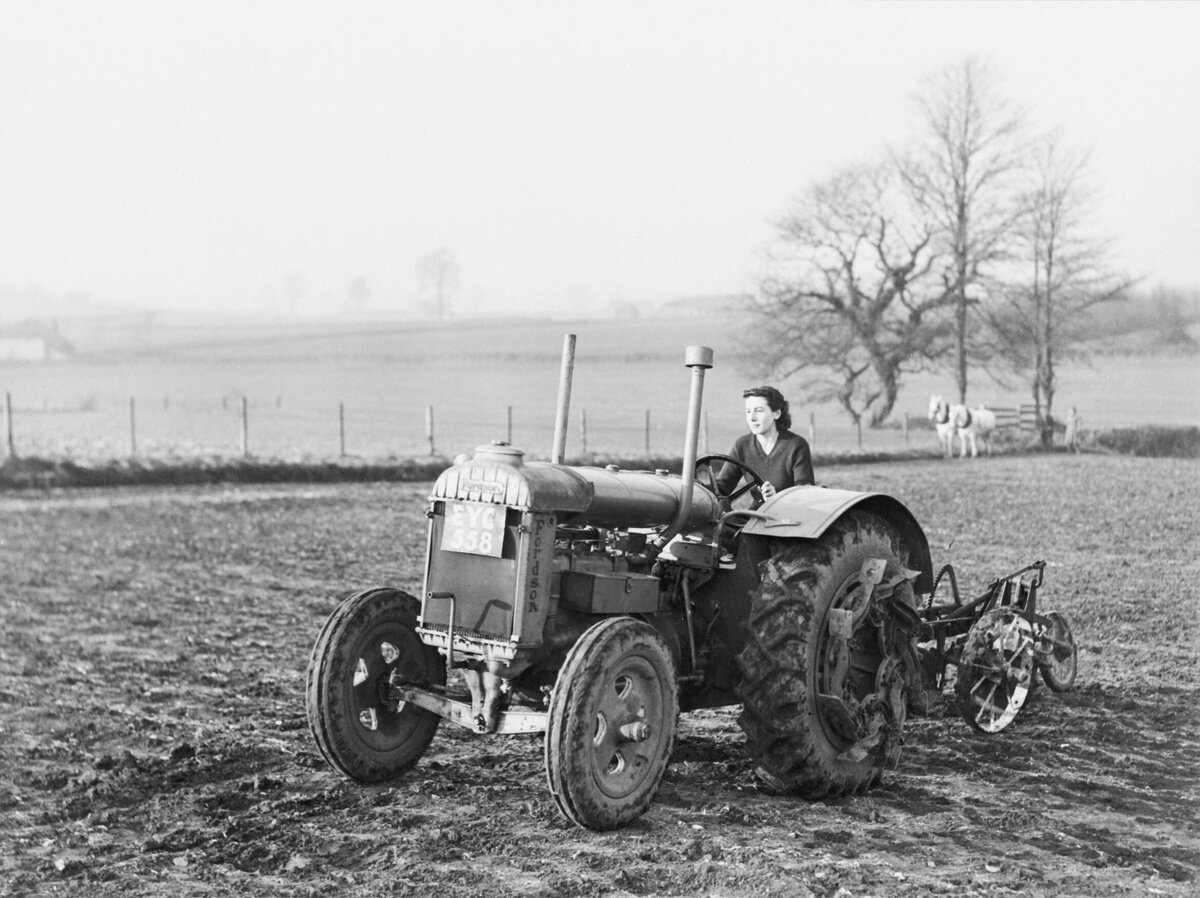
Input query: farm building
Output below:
<box><xmin>0</xmin><ymin>320</ymin><xmax>76</xmax><ymax>362</ymax></box>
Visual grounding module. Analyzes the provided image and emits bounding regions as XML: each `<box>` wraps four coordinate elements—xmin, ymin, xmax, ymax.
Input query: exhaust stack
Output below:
<box><xmin>650</xmin><ymin>345</ymin><xmax>713</xmax><ymax>552</ymax></box>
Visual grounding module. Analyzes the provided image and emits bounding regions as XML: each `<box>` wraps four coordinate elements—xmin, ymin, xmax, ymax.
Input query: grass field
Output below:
<box><xmin>2</xmin><ymin>315</ymin><xmax>1196</xmax><ymax>461</ymax></box>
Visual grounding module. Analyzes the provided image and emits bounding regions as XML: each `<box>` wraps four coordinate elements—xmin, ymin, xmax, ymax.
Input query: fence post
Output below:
<box><xmin>3</xmin><ymin>392</ymin><xmax>14</xmax><ymax>459</ymax></box>
<box><xmin>903</xmin><ymin>412</ymin><xmax>909</xmax><ymax>445</ymax></box>
<box><xmin>241</xmin><ymin>396</ymin><xmax>249</xmax><ymax>457</ymax></box>
<box><xmin>645</xmin><ymin>410</ymin><xmax>650</xmax><ymax>454</ymax></box>
<box><xmin>339</xmin><ymin>402</ymin><xmax>346</xmax><ymax>457</ymax></box>
<box><xmin>580</xmin><ymin>409</ymin><xmax>588</xmax><ymax>455</ymax></box>
<box><xmin>856</xmin><ymin>418</ymin><xmax>862</xmax><ymax>449</ymax></box>
<box><xmin>808</xmin><ymin>412</ymin><xmax>816</xmax><ymax>449</ymax></box>
<box><xmin>507</xmin><ymin>405</ymin><xmax>513</xmax><ymax>444</ymax></box>
<box><xmin>426</xmin><ymin>405</ymin><xmax>435</xmax><ymax>455</ymax></box>
<box><xmin>129</xmin><ymin>396</ymin><xmax>137</xmax><ymax>457</ymax></box>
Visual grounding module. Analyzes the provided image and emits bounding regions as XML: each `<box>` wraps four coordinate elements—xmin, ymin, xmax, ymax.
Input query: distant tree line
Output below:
<box><xmin>745</xmin><ymin>57</ymin><xmax>1152</xmax><ymax>446</ymax></box>
<box><xmin>1081</xmin><ymin>284</ymin><xmax>1200</xmax><ymax>345</ymax></box>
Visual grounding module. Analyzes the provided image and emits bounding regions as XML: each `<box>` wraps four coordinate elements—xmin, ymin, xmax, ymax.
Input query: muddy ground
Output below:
<box><xmin>2</xmin><ymin>454</ymin><xmax>1198</xmax><ymax>897</ymax></box>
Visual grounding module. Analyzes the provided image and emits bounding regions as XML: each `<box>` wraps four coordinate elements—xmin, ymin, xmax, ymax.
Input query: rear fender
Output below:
<box><xmin>740</xmin><ymin>486</ymin><xmax>933</xmax><ymax>593</ymax></box>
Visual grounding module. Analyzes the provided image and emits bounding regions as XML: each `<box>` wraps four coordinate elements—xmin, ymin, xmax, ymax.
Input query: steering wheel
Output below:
<box><xmin>695</xmin><ymin>454</ymin><xmax>765</xmax><ymax>508</ymax></box>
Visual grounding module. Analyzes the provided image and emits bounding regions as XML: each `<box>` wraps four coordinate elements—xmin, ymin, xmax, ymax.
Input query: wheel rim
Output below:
<box><xmin>964</xmin><ymin>613</ymin><xmax>1034</xmax><ymax>733</ymax></box>
<box><xmin>815</xmin><ymin>572</ymin><xmax>888</xmax><ymax>750</ymax></box>
<box><xmin>1040</xmin><ymin>612</ymin><xmax>1077</xmax><ymax>690</ymax></box>
<box><xmin>587</xmin><ymin>655</ymin><xmax>667</xmax><ymax>799</ymax></box>
<box><xmin>345</xmin><ymin>627</ymin><xmax>409</xmax><ymax>752</ymax></box>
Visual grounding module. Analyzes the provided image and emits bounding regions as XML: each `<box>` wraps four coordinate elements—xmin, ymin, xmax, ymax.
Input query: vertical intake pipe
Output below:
<box><xmin>550</xmin><ymin>334</ymin><xmax>576</xmax><ymax>464</ymax></box>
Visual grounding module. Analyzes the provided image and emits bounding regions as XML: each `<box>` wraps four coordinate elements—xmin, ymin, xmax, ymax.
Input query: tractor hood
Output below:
<box><xmin>431</xmin><ymin>443</ymin><xmax>720</xmax><ymax>530</ymax></box>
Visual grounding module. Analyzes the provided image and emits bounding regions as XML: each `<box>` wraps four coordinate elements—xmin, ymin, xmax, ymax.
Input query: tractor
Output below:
<box><xmin>306</xmin><ymin>343</ymin><xmax>1077</xmax><ymax>830</ymax></box>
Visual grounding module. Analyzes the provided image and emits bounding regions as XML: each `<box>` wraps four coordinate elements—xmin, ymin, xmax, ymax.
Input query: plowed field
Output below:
<box><xmin>2</xmin><ymin>454</ymin><xmax>1198</xmax><ymax>897</ymax></box>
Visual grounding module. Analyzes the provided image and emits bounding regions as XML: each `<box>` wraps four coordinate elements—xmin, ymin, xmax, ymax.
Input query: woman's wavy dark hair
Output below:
<box><xmin>743</xmin><ymin>386</ymin><xmax>791</xmax><ymax>431</ymax></box>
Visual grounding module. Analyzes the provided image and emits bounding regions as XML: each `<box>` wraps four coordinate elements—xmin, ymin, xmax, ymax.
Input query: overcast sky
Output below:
<box><xmin>1</xmin><ymin>1</ymin><xmax>1197</xmax><ymax>317</ymax></box>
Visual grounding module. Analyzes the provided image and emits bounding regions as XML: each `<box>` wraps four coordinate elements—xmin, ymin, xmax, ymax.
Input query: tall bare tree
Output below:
<box><xmin>900</xmin><ymin>57</ymin><xmax>1027</xmax><ymax>403</ymax></box>
<box><xmin>748</xmin><ymin>161</ymin><xmax>956</xmax><ymax>427</ymax></box>
<box><xmin>417</xmin><ymin>248</ymin><xmax>460</xmax><ymax>321</ymax></box>
<box><xmin>988</xmin><ymin>133</ymin><xmax>1130</xmax><ymax>444</ymax></box>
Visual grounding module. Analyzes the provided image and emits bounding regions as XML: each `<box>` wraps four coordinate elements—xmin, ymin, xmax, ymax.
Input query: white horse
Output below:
<box><xmin>950</xmin><ymin>404</ymin><xmax>997</xmax><ymax>458</ymax></box>
<box><xmin>930</xmin><ymin>395</ymin><xmax>998</xmax><ymax>458</ymax></box>
<box><xmin>928</xmin><ymin>395</ymin><xmax>957</xmax><ymax>458</ymax></box>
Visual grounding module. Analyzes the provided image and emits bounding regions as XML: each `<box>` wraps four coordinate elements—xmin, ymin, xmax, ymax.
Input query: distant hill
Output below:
<box><xmin>30</xmin><ymin>291</ymin><xmax>1198</xmax><ymax>363</ymax></box>
<box><xmin>44</xmin><ymin>312</ymin><xmax>752</xmax><ymax>365</ymax></box>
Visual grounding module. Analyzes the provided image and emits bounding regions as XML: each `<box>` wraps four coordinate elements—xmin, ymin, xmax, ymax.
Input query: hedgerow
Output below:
<box><xmin>1093</xmin><ymin>426</ymin><xmax>1200</xmax><ymax>458</ymax></box>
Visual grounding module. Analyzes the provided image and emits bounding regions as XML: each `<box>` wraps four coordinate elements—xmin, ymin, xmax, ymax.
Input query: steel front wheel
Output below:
<box><xmin>306</xmin><ymin>587</ymin><xmax>445</xmax><ymax>781</ymax></box>
<box><xmin>737</xmin><ymin>512</ymin><xmax>916</xmax><ymax>798</ymax></box>
<box><xmin>955</xmin><ymin>608</ymin><xmax>1035</xmax><ymax>733</ymax></box>
<box><xmin>545</xmin><ymin>617</ymin><xmax>679</xmax><ymax>831</ymax></box>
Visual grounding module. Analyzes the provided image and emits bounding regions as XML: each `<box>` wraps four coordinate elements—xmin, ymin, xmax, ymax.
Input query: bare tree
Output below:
<box><xmin>747</xmin><ymin>161</ymin><xmax>956</xmax><ymax>427</ymax></box>
<box><xmin>988</xmin><ymin>133</ymin><xmax>1130</xmax><ymax>444</ymax></box>
<box><xmin>417</xmin><ymin>248</ymin><xmax>459</xmax><ymax>321</ymax></box>
<box><xmin>900</xmin><ymin>57</ymin><xmax>1027</xmax><ymax>404</ymax></box>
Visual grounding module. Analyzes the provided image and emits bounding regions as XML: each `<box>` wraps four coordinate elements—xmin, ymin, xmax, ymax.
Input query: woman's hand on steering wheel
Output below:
<box><xmin>694</xmin><ymin>454</ymin><xmax>765</xmax><ymax>508</ymax></box>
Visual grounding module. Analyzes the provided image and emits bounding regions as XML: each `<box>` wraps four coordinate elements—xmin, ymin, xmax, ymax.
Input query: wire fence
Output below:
<box><xmin>1</xmin><ymin>390</ymin><xmax>939</xmax><ymax>464</ymax></box>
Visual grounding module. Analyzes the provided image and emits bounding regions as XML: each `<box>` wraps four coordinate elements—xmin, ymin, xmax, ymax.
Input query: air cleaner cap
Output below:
<box><xmin>685</xmin><ymin>346</ymin><xmax>714</xmax><ymax>369</ymax></box>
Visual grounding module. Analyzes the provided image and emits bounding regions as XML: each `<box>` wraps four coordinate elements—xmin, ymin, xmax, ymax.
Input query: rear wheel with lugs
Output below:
<box><xmin>545</xmin><ymin>617</ymin><xmax>678</xmax><ymax>830</ymax></box>
<box><xmin>306</xmin><ymin>587</ymin><xmax>445</xmax><ymax>781</ymax></box>
<box><xmin>737</xmin><ymin>512</ymin><xmax>915</xmax><ymax>798</ymax></box>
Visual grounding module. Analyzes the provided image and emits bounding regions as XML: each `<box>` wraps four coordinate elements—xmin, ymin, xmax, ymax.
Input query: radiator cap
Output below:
<box><xmin>473</xmin><ymin>440</ymin><xmax>525</xmax><ymax>466</ymax></box>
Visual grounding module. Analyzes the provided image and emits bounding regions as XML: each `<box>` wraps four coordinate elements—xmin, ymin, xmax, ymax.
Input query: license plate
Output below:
<box><xmin>440</xmin><ymin>501</ymin><xmax>506</xmax><ymax>557</ymax></box>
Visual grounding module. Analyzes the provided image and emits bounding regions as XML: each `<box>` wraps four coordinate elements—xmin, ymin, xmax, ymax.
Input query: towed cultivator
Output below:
<box><xmin>921</xmin><ymin>560</ymin><xmax>1077</xmax><ymax>732</ymax></box>
<box><xmin>306</xmin><ymin>342</ymin><xmax>1078</xmax><ymax>830</ymax></box>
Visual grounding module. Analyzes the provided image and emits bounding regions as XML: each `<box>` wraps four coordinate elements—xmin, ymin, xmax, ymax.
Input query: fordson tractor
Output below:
<box><xmin>306</xmin><ymin>344</ymin><xmax>1077</xmax><ymax>830</ymax></box>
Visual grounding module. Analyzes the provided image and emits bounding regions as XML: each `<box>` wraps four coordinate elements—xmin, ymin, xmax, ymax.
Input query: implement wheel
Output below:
<box><xmin>737</xmin><ymin>512</ymin><xmax>913</xmax><ymax>798</ymax></box>
<box><xmin>1037</xmin><ymin>611</ymin><xmax>1077</xmax><ymax>693</ymax></box>
<box><xmin>955</xmin><ymin>608</ymin><xmax>1034</xmax><ymax>733</ymax></box>
<box><xmin>306</xmin><ymin>588</ymin><xmax>445</xmax><ymax>781</ymax></box>
<box><xmin>545</xmin><ymin>617</ymin><xmax>678</xmax><ymax>831</ymax></box>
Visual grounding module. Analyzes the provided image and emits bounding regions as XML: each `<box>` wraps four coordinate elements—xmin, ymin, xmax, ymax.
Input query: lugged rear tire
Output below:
<box><xmin>306</xmin><ymin>587</ymin><xmax>445</xmax><ymax>782</ymax></box>
<box><xmin>737</xmin><ymin>512</ymin><xmax>912</xmax><ymax>797</ymax></box>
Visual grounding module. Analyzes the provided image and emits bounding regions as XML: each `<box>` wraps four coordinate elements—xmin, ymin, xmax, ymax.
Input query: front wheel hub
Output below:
<box><xmin>618</xmin><ymin>720</ymin><xmax>651</xmax><ymax>742</ymax></box>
